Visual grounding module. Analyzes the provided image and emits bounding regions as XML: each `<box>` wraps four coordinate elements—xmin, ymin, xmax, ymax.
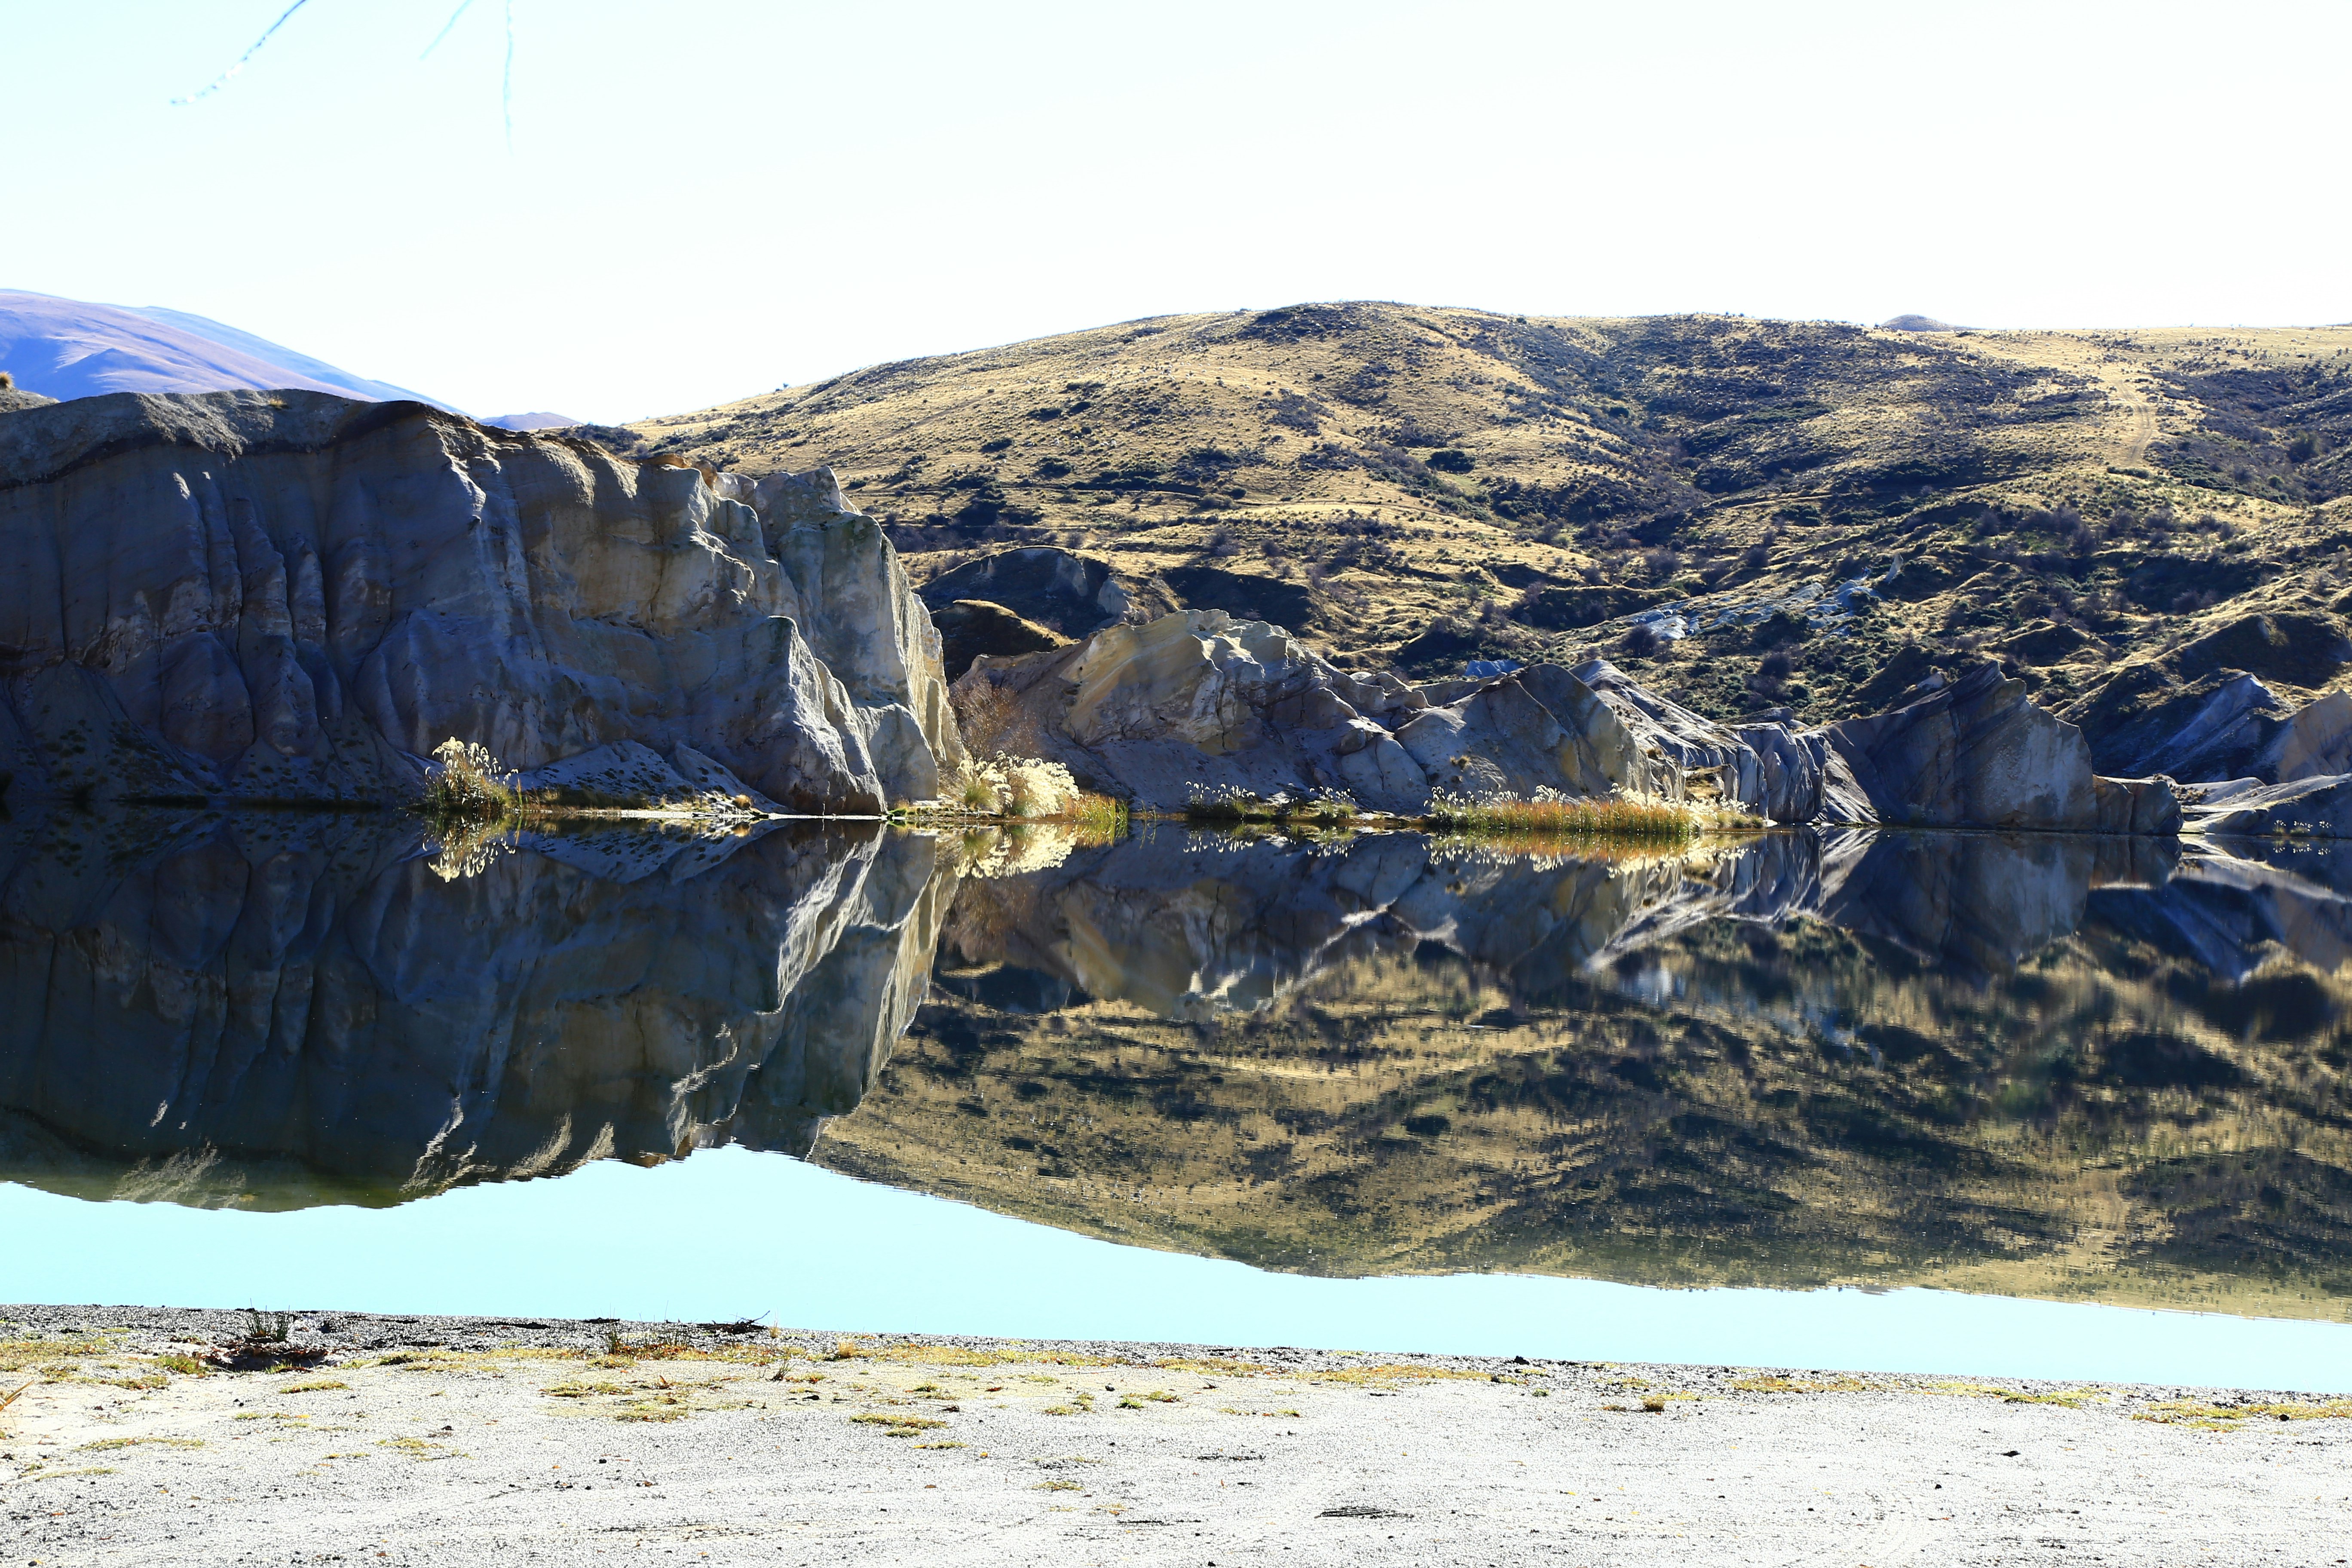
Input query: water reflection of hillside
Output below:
<box><xmin>3</xmin><ymin>809</ymin><xmax>2348</xmax><ymax>1320</ymax></box>
<box><xmin>824</xmin><ymin>828</ymin><xmax>2352</xmax><ymax>1319</ymax></box>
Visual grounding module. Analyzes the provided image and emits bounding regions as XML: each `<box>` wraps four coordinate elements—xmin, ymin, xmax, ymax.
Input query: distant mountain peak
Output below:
<box><xmin>0</xmin><ymin>290</ymin><xmax>459</xmax><ymax>411</ymax></box>
<box><xmin>484</xmin><ymin>412</ymin><xmax>584</xmax><ymax>431</ymax></box>
<box><xmin>1880</xmin><ymin>313</ymin><xmax>1960</xmax><ymax>333</ymax></box>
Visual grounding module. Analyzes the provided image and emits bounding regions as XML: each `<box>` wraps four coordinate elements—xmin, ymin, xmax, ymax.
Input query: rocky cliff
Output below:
<box><xmin>0</xmin><ymin>391</ymin><xmax>963</xmax><ymax>811</ymax></box>
<box><xmin>957</xmin><ymin>606</ymin><xmax>2188</xmax><ymax>830</ymax></box>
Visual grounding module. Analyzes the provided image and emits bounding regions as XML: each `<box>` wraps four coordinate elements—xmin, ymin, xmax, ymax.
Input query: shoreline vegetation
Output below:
<box><xmin>1175</xmin><ymin>782</ymin><xmax>1749</xmax><ymax>845</ymax></box>
<box><xmin>415</xmin><ymin>735</ymin><xmax>1746</xmax><ymax>850</ymax></box>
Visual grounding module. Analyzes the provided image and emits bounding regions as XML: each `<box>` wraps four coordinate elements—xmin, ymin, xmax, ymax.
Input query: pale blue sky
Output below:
<box><xmin>6</xmin><ymin>0</ymin><xmax>2347</xmax><ymax>423</ymax></box>
<box><xmin>6</xmin><ymin>1149</ymin><xmax>2347</xmax><ymax>1391</ymax></box>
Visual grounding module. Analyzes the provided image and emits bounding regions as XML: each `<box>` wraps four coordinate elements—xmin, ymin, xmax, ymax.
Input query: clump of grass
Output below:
<box><xmin>1180</xmin><ymin>786</ymin><xmax>1358</xmax><ymax>830</ymax></box>
<box><xmin>928</xmin><ymin>754</ymin><xmax>1083</xmax><ymax>823</ymax></box>
<box><xmin>1184</xmin><ymin>784</ymin><xmax>1283</xmax><ymax>824</ymax></box>
<box><xmin>420</xmin><ymin>738</ymin><xmax>523</xmax><ymax>827</ymax></box>
<box><xmin>1298</xmin><ymin>789</ymin><xmax>1358</xmax><ymax>827</ymax></box>
<box><xmin>2135</xmin><ymin>1398</ymin><xmax>2352</xmax><ymax>1429</ymax></box>
<box><xmin>1421</xmin><ymin>788</ymin><xmax>1700</xmax><ymax>842</ymax></box>
<box><xmin>79</xmin><ymin>1436</ymin><xmax>203</xmax><ymax>1451</ymax></box>
<box><xmin>1116</xmin><ymin>1389</ymin><xmax>1181</xmax><ymax>1408</ymax></box>
<box><xmin>1729</xmin><ymin>1373</ymin><xmax>1882</xmax><ymax>1394</ymax></box>
<box><xmin>1313</xmin><ymin>1363</ymin><xmax>1490</xmax><ymax>1386</ymax></box>
<box><xmin>155</xmin><ymin>1354</ymin><xmax>206</xmax><ymax>1377</ymax></box>
<box><xmin>1154</xmin><ymin>1356</ymin><xmax>1265</xmax><ymax>1375</ymax></box>
<box><xmin>851</xmin><ymin>1412</ymin><xmax>948</xmax><ymax>1437</ymax></box>
<box><xmin>1070</xmin><ymin>790</ymin><xmax>1128</xmax><ymax>839</ymax></box>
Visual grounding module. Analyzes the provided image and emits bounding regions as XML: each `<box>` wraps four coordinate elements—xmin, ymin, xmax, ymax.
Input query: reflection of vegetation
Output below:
<box><xmin>1181</xmin><ymin>784</ymin><xmax>1716</xmax><ymax>843</ymax></box>
<box><xmin>1422</xmin><ymin>789</ymin><xmax>1701</xmax><ymax>842</ymax></box>
<box><xmin>820</xmin><ymin>866</ymin><xmax>2352</xmax><ymax>1319</ymax></box>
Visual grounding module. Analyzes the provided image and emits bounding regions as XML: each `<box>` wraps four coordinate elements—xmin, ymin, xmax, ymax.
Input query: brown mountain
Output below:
<box><xmin>626</xmin><ymin>304</ymin><xmax>2352</xmax><ymax>736</ymax></box>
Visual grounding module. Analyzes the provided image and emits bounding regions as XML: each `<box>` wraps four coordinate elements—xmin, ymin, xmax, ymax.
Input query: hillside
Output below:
<box><xmin>628</xmin><ymin>304</ymin><xmax>2352</xmax><ymax>732</ymax></box>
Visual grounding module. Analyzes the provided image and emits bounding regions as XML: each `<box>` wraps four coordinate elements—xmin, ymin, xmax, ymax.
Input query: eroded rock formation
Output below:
<box><xmin>958</xmin><ymin>607</ymin><xmax>2179</xmax><ymax>830</ymax></box>
<box><xmin>0</xmin><ymin>392</ymin><xmax>962</xmax><ymax>811</ymax></box>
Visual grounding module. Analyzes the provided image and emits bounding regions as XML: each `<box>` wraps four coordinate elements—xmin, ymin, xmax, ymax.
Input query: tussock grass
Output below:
<box><xmin>1182</xmin><ymin>787</ymin><xmax>1359</xmax><ymax>828</ymax></box>
<box><xmin>1313</xmin><ymin>1363</ymin><xmax>1492</xmax><ymax>1385</ymax></box>
<box><xmin>1729</xmin><ymin>1373</ymin><xmax>1884</xmax><ymax>1394</ymax></box>
<box><xmin>419</xmin><ymin>738</ymin><xmax>524</xmax><ymax>828</ymax></box>
<box><xmin>2134</xmin><ymin>1398</ymin><xmax>2352</xmax><ymax>1429</ymax></box>
<box><xmin>852</xmin><ymin>1412</ymin><xmax>948</xmax><ymax>1434</ymax></box>
<box><xmin>844</xmin><ymin>1343</ymin><xmax>1119</xmax><ymax>1370</ymax></box>
<box><xmin>1421</xmin><ymin>789</ymin><xmax>1703</xmax><ymax>842</ymax></box>
<box><xmin>79</xmin><ymin>1435</ymin><xmax>204</xmax><ymax>1451</ymax></box>
<box><xmin>913</xmin><ymin>756</ymin><xmax>1126</xmax><ymax>836</ymax></box>
<box><xmin>1</xmin><ymin>1335</ymin><xmax>109</xmax><ymax>1372</ymax></box>
<box><xmin>1153</xmin><ymin>1356</ymin><xmax>1266</xmax><ymax>1375</ymax></box>
<box><xmin>1926</xmin><ymin>1381</ymin><xmax>2108</xmax><ymax>1407</ymax></box>
<box><xmin>1069</xmin><ymin>790</ymin><xmax>1129</xmax><ymax>839</ymax></box>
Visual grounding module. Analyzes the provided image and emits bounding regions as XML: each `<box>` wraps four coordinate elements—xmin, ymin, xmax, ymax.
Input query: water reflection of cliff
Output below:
<box><xmin>820</xmin><ymin>828</ymin><xmax>2352</xmax><ymax>1320</ymax></box>
<box><xmin>0</xmin><ymin>808</ymin><xmax>951</xmax><ymax>1208</ymax></box>
<box><xmin>5</xmin><ymin>811</ymin><xmax>2349</xmax><ymax>1320</ymax></box>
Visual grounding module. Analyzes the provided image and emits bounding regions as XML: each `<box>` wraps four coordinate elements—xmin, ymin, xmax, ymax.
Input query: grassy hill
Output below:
<box><xmin>628</xmin><ymin>304</ymin><xmax>2352</xmax><ymax>727</ymax></box>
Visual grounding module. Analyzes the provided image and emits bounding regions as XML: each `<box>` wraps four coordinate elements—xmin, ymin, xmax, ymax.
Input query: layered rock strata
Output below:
<box><xmin>0</xmin><ymin>392</ymin><xmax>962</xmax><ymax>811</ymax></box>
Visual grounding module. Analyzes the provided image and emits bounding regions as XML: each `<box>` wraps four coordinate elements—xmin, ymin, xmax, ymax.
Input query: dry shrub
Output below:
<box><xmin>951</xmin><ymin>676</ymin><xmax>1042</xmax><ymax>760</ymax></box>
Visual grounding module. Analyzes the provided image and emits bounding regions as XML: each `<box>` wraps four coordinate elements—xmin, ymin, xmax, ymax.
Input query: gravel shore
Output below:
<box><xmin>3</xmin><ymin>1304</ymin><xmax>2347</xmax><ymax>1565</ymax></box>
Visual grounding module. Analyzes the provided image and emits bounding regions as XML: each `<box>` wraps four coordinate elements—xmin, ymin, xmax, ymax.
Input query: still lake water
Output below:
<box><xmin>3</xmin><ymin>809</ymin><xmax>2349</xmax><ymax>1390</ymax></box>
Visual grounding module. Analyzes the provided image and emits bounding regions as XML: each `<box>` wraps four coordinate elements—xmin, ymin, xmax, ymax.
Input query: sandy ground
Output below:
<box><xmin>3</xmin><ymin>1305</ymin><xmax>2349</xmax><ymax>1566</ymax></box>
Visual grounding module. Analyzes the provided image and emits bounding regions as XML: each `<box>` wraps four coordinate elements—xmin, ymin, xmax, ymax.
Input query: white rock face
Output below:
<box><xmin>0</xmin><ymin>392</ymin><xmax>962</xmax><ymax>811</ymax></box>
<box><xmin>965</xmin><ymin>609</ymin><xmax>2183</xmax><ymax>832</ymax></box>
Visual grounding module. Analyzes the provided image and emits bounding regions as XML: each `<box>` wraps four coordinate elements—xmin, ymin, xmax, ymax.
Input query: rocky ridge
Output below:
<box><xmin>955</xmin><ymin>599</ymin><xmax>2204</xmax><ymax>830</ymax></box>
<box><xmin>0</xmin><ymin>391</ymin><xmax>962</xmax><ymax>813</ymax></box>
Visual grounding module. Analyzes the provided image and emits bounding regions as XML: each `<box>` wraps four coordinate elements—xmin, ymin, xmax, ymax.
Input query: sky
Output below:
<box><xmin>6</xmin><ymin>0</ymin><xmax>2349</xmax><ymax>424</ymax></box>
<box><xmin>7</xmin><ymin>1148</ymin><xmax>2348</xmax><ymax>1391</ymax></box>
